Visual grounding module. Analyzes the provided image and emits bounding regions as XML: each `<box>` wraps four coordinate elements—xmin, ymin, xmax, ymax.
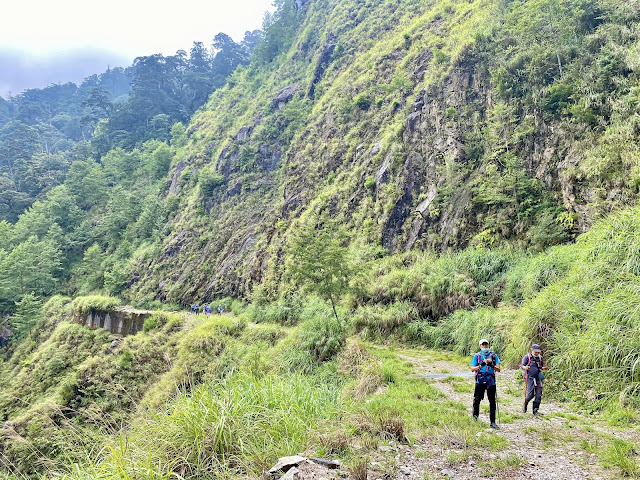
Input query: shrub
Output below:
<box><xmin>354</xmin><ymin>93</ymin><xmax>372</xmax><ymax>110</ymax></box>
<box><xmin>352</xmin><ymin>301</ymin><xmax>419</xmax><ymax>338</ymax></box>
<box><xmin>198</xmin><ymin>168</ymin><xmax>225</xmax><ymax>197</ymax></box>
<box><xmin>298</xmin><ymin>313</ymin><xmax>347</xmax><ymax>363</ymax></box>
<box><xmin>70</xmin><ymin>295</ymin><xmax>121</xmax><ymax>314</ymax></box>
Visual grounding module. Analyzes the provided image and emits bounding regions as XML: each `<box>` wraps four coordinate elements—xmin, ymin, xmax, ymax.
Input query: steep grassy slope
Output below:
<box><xmin>123</xmin><ymin>0</ymin><xmax>640</xmax><ymax>305</ymax></box>
<box><xmin>4</xmin><ymin>208</ymin><xmax>640</xmax><ymax>477</ymax></box>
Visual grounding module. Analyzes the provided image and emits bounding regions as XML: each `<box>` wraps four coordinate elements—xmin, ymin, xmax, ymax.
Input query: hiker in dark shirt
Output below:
<box><xmin>521</xmin><ymin>344</ymin><xmax>549</xmax><ymax>415</ymax></box>
<box><xmin>470</xmin><ymin>338</ymin><xmax>501</xmax><ymax>429</ymax></box>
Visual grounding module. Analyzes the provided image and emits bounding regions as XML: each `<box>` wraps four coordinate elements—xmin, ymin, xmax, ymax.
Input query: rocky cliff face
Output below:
<box><xmin>125</xmin><ymin>0</ymin><xmax>640</xmax><ymax>304</ymax></box>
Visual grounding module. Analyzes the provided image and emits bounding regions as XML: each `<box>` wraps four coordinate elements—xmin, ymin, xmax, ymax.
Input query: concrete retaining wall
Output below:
<box><xmin>77</xmin><ymin>308</ymin><xmax>153</xmax><ymax>335</ymax></box>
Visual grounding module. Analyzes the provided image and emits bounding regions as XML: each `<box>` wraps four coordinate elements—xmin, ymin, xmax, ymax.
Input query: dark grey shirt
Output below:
<box><xmin>522</xmin><ymin>353</ymin><xmax>544</xmax><ymax>378</ymax></box>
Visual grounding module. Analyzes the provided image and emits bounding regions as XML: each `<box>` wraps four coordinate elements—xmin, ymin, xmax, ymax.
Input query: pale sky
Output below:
<box><xmin>1</xmin><ymin>0</ymin><xmax>275</xmax><ymax>58</ymax></box>
<box><xmin>0</xmin><ymin>0</ymin><xmax>275</xmax><ymax>95</ymax></box>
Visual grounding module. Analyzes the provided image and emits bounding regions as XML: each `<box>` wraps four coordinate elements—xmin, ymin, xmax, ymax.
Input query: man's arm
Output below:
<box><xmin>541</xmin><ymin>356</ymin><xmax>549</xmax><ymax>370</ymax></box>
<box><xmin>493</xmin><ymin>355</ymin><xmax>501</xmax><ymax>372</ymax></box>
<box><xmin>470</xmin><ymin>355</ymin><xmax>481</xmax><ymax>372</ymax></box>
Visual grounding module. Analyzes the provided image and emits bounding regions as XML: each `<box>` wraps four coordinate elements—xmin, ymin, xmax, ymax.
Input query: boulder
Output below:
<box><xmin>268</xmin><ymin>455</ymin><xmax>307</xmax><ymax>475</ymax></box>
<box><xmin>236</xmin><ymin>126</ymin><xmax>252</xmax><ymax>142</ymax></box>
<box><xmin>281</xmin><ymin>467</ymin><xmax>299</xmax><ymax>480</ymax></box>
<box><xmin>272</xmin><ymin>84</ymin><xmax>300</xmax><ymax>109</ymax></box>
<box><xmin>407</xmin><ymin>111</ymin><xmax>421</xmax><ymax>131</ymax></box>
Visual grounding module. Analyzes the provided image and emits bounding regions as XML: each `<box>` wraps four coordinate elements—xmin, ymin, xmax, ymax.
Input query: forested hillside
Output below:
<box><xmin>2</xmin><ymin>0</ymin><xmax>640</xmax><ymax>478</ymax></box>
<box><xmin>0</xmin><ymin>32</ymin><xmax>257</xmax><ymax>223</ymax></box>
<box><xmin>0</xmin><ymin>31</ymin><xmax>258</xmax><ymax>315</ymax></box>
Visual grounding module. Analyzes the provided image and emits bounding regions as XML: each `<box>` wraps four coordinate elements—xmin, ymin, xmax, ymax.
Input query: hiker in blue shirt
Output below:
<box><xmin>521</xmin><ymin>344</ymin><xmax>549</xmax><ymax>415</ymax></box>
<box><xmin>470</xmin><ymin>338</ymin><xmax>501</xmax><ymax>429</ymax></box>
<box><xmin>217</xmin><ymin>304</ymin><xmax>223</xmax><ymax>315</ymax></box>
<box><xmin>203</xmin><ymin>304</ymin><xmax>211</xmax><ymax>316</ymax></box>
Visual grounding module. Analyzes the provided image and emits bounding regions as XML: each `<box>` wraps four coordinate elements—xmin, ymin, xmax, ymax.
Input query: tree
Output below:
<box><xmin>65</xmin><ymin>160</ymin><xmax>108</xmax><ymax>210</ymax></box>
<box><xmin>8</xmin><ymin>292</ymin><xmax>42</xmax><ymax>341</ymax></box>
<box><xmin>0</xmin><ymin>120</ymin><xmax>40</xmax><ymax>190</ymax></box>
<box><xmin>81</xmin><ymin>87</ymin><xmax>114</xmax><ymax>129</ymax></box>
<box><xmin>288</xmin><ymin>214</ymin><xmax>354</xmax><ymax>323</ymax></box>
<box><xmin>75</xmin><ymin>243</ymin><xmax>106</xmax><ymax>293</ymax></box>
<box><xmin>0</xmin><ymin>235</ymin><xmax>61</xmax><ymax>308</ymax></box>
<box><xmin>189</xmin><ymin>41</ymin><xmax>211</xmax><ymax>72</ymax></box>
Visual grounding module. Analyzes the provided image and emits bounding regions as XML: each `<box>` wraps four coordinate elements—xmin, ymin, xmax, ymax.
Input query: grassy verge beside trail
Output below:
<box><xmin>63</xmin><ymin>372</ymin><xmax>343</xmax><ymax>479</ymax></box>
<box><xmin>348</xmin><ymin>206</ymin><xmax>640</xmax><ymax>409</ymax></box>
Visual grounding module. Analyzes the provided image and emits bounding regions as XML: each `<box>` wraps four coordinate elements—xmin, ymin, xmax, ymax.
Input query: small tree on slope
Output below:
<box><xmin>288</xmin><ymin>214</ymin><xmax>353</xmax><ymax>323</ymax></box>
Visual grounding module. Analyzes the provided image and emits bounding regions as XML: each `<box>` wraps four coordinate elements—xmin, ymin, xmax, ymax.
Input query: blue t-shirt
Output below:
<box><xmin>470</xmin><ymin>351</ymin><xmax>501</xmax><ymax>386</ymax></box>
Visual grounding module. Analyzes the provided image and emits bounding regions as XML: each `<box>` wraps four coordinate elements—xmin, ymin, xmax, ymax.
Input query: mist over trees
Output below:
<box><xmin>0</xmin><ymin>30</ymin><xmax>259</xmax><ymax>225</ymax></box>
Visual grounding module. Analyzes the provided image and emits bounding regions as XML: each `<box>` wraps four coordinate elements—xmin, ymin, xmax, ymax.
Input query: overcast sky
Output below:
<box><xmin>0</xmin><ymin>0</ymin><xmax>274</xmax><ymax>96</ymax></box>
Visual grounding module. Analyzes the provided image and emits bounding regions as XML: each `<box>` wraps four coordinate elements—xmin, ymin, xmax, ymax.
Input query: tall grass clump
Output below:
<box><xmin>503</xmin><ymin>244</ymin><xmax>575</xmax><ymax>304</ymax></box>
<box><xmin>400</xmin><ymin>307</ymin><xmax>514</xmax><ymax>358</ymax></box>
<box><xmin>514</xmin><ymin>208</ymin><xmax>640</xmax><ymax>405</ymax></box>
<box><xmin>434</xmin><ymin>307</ymin><xmax>515</xmax><ymax>357</ymax></box>
<box><xmin>70</xmin><ymin>296</ymin><xmax>121</xmax><ymax>315</ymax></box>
<box><xmin>243</xmin><ymin>294</ymin><xmax>325</xmax><ymax>326</ymax></box>
<box><xmin>69</xmin><ymin>372</ymin><xmax>342</xmax><ymax>478</ymax></box>
<box><xmin>276</xmin><ymin>299</ymin><xmax>347</xmax><ymax>372</ymax></box>
<box><xmin>361</xmin><ymin>248</ymin><xmax>519</xmax><ymax>320</ymax></box>
<box><xmin>352</xmin><ymin>301</ymin><xmax>419</xmax><ymax>338</ymax></box>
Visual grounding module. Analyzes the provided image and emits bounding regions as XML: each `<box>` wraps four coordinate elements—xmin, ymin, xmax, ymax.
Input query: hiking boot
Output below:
<box><xmin>472</xmin><ymin>415</ymin><xmax>478</xmax><ymax>421</ymax></box>
<box><xmin>522</xmin><ymin>404</ymin><xmax>527</xmax><ymax>413</ymax></box>
<box><xmin>490</xmin><ymin>422</ymin><xmax>499</xmax><ymax>429</ymax></box>
<box><xmin>533</xmin><ymin>409</ymin><xmax>542</xmax><ymax>415</ymax></box>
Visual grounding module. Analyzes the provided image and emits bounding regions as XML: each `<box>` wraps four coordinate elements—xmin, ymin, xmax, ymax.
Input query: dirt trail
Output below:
<box><xmin>385</xmin><ymin>352</ymin><xmax>615</xmax><ymax>480</ymax></box>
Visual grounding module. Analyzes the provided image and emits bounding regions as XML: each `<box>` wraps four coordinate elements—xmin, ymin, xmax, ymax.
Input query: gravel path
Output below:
<box><xmin>383</xmin><ymin>352</ymin><xmax>617</xmax><ymax>480</ymax></box>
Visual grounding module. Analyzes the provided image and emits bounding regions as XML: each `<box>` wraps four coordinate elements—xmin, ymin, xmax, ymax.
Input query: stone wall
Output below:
<box><xmin>78</xmin><ymin>308</ymin><xmax>153</xmax><ymax>335</ymax></box>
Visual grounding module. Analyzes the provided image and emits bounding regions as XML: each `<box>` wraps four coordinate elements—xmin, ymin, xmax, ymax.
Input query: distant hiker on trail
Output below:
<box><xmin>217</xmin><ymin>304</ymin><xmax>223</xmax><ymax>315</ymax></box>
<box><xmin>204</xmin><ymin>304</ymin><xmax>211</xmax><ymax>316</ymax></box>
<box><xmin>470</xmin><ymin>338</ymin><xmax>501</xmax><ymax>429</ymax></box>
<box><xmin>190</xmin><ymin>303</ymin><xmax>197</xmax><ymax>314</ymax></box>
<box><xmin>193</xmin><ymin>303</ymin><xmax>200</xmax><ymax>315</ymax></box>
<box><xmin>521</xmin><ymin>344</ymin><xmax>549</xmax><ymax>415</ymax></box>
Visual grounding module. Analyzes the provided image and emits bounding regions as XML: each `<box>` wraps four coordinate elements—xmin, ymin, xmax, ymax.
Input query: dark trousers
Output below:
<box><xmin>524</xmin><ymin>375</ymin><xmax>543</xmax><ymax>412</ymax></box>
<box><xmin>473</xmin><ymin>383</ymin><xmax>496</xmax><ymax>422</ymax></box>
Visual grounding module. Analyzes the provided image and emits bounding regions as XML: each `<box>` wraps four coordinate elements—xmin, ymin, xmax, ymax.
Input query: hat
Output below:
<box><xmin>479</xmin><ymin>338</ymin><xmax>490</xmax><ymax>346</ymax></box>
<box><xmin>531</xmin><ymin>344</ymin><xmax>541</xmax><ymax>352</ymax></box>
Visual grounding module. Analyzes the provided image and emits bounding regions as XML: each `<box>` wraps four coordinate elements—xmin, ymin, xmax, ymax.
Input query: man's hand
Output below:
<box><xmin>522</xmin><ymin>365</ymin><xmax>530</xmax><ymax>370</ymax></box>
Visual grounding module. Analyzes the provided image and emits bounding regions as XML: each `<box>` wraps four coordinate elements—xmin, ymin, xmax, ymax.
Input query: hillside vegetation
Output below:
<box><xmin>2</xmin><ymin>0</ymin><xmax>640</xmax><ymax>478</ymax></box>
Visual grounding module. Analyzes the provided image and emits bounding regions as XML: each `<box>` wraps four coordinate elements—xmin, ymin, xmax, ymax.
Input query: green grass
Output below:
<box><xmin>482</xmin><ymin>453</ymin><xmax>525</xmax><ymax>473</ymax></box>
<box><xmin>69</xmin><ymin>295</ymin><xmax>121</xmax><ymax>314</ymax></box>
<box><xmin>599</xmin><ymin>438</ymin><xmax>640</xmax><ymax>477</ymax></box>
<box><xmin>60</xmin><ymin>372</ymin><xmax>342</xmax><ymax>479</ymax></box>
